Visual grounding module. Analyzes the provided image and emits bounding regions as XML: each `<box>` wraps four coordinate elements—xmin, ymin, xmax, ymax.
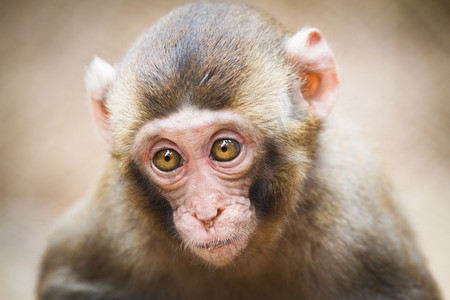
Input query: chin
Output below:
<box><xmin>189</xmin><ymin>235</ymin><xmax>251</xmax><ymax>266</ymax></box>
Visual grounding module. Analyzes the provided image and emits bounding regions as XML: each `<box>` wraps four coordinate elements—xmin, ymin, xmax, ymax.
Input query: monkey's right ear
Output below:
<box><xmin>85</xmin><ymin>56</ymin><xmax>115</xmax><ymax>143</ymax></box>
<box><xmin>286</xmin><ymin>27</ymin><xmax>339</xmax><ymax>120</ymax></box>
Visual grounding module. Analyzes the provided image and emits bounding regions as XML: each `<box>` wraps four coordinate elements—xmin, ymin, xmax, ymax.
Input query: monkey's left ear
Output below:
<box><xmin>286</xmin><ymin>27</ymin><xmax>339</xmax><ymax>120</ymax></box>
<box><xmin>85</xmin><ymin>56</ymin><xmax>115</xmax><ymax>143</ymax></box>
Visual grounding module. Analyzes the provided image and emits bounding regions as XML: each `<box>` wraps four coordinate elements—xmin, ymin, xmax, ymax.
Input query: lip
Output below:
<box><xmin>195</xmin><ymin>236</ymin><xmax>237</xmax><ymax>251</ymax></box>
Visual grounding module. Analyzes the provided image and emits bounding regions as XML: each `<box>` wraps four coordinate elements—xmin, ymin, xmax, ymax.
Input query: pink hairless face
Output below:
<box><xmin>133</xmin><ymin>107</ymin><xmax>261</xmax><ymax>265</ymax></box>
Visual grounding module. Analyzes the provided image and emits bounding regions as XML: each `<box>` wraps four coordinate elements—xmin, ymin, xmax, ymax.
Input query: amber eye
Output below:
<box><xmin>153</xmin><ymin>149</ymin><xmax>182</xmax><ymax>172</ymax></box>
<box><xmin>211</xmin><ymin>139</ymin><xmax>240</xmax><ymax>162</ymax></box>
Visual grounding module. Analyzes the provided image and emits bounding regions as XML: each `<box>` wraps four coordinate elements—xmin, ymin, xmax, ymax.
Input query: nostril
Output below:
<box><xmin>193</xmin><ymin>208</ymin><xmax>224</xmax><ymax>228</ymax></box>
<box><xmin>216</xmin><ymin>208</ymin><xmax>224</xmax><ymax>218</ymax></box>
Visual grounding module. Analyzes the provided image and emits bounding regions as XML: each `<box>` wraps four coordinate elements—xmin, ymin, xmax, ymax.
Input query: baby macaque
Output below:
<box><xmin>38</xmin><ymin>2</ymin><xmax>441</xmax><ymax>299</ymax></box>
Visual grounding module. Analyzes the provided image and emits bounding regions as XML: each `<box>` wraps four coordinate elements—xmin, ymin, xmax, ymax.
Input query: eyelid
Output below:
<box><xmin>149</xmin><ymin>139</ymin><xmax>187</xmax><ymax>162</ymax></box>
<box><xmin>209</xmin><ymin>130</ymin><xmax>244</xmax><ymax>147</ymax></box>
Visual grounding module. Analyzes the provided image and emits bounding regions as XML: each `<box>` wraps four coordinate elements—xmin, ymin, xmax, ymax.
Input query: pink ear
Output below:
<box><xmin>286</xmin><ymin>27</ymin><xmax>339</xmax><ymax>120</ymax></box>
<box><xmin>85</xmin><ymin>56</ymin><xmax>115</xmax><ymax>143</ymax></box>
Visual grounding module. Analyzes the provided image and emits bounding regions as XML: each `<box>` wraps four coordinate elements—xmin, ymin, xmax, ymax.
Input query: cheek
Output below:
<box><xmin>173</xmin><ymin>207</ymin><xmax>202</xmax><ymax>234</ymax></box>
<box><xmin>217</xmin><ymin>201</ymin><xmax>255</xmax><ymax>230</ymax></box>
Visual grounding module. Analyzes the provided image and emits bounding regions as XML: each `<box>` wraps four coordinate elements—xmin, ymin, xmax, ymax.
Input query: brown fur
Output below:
<box><xmin>37</xmin><ymin>2</ymin><xmax>441</xmax><ymax>299</ymax></box>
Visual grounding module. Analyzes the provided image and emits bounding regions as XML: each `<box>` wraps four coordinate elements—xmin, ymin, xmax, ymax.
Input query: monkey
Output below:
<box><xmin>37</xmin><ymin>2</ymin><xmax>442</xmax><ymax>300</ymax></box>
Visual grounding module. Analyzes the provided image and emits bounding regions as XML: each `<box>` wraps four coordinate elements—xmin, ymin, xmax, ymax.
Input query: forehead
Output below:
<box><xmin>135</xmin><ymin>107</ymin><xmax>259</xmax><ymax>142</ymax></box>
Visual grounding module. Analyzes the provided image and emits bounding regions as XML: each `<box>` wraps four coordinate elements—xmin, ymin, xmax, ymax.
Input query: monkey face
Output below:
<box><xmin>85</xmin><ymin>4</ymin><xmax>337</xmax><ymax>268</ymax></box>
<box><xmin>132</xmin><ymin>107</ymin><xmax>262</xmax><ymax>266</ymax></box>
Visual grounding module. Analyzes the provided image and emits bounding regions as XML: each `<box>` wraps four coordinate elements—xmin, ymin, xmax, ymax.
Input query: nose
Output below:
<box><xmin>193</xmin><ymin>207</ymin><xmax>224</xmax><ymax>228</ymax></box>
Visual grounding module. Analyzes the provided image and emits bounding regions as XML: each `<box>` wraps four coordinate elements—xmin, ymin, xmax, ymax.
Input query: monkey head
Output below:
<box><xmin>85</xmin><ymin>3</ymin><xmax>338</xmax><ymax>266</ymax></box>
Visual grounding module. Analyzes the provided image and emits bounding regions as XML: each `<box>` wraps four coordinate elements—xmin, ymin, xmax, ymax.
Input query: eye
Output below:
<box><xmin>211</xmin><ymin>139</ymin><xmax>240</xmax><ymax>162</ymax></box>
<box><xmin>153</xmin><ymin>149</ymin><xmax>182</xmax><ymax>172</ymax></box>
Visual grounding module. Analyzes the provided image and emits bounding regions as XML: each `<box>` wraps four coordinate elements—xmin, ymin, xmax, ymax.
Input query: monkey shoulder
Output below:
<box><xmin>37</xmin><ymin>189</ymin><xmax>170</xmax><ymax>299</ymax></box>
<box><xmin>292</xmin><ymin>113</ymin><xmax>441</xmax><ymax>299</ymax></box>
<box><xmin>305</xmin><ymin>113</ymin><xmax>416</xmax><ymax>247</ymax></box>
<box><xmin>311</xmin><ymin>113</ymin><xmax>393</xmax><ymax>211</ymax></box>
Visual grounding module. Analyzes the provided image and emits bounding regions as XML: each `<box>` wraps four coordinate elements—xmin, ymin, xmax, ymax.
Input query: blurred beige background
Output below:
<box><xmin>1</xmin><ymin>0</ymin><xmax>449</xmax><ymax>299</ymax></box>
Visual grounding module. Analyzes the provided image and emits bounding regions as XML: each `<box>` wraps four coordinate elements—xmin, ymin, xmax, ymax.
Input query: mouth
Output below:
<box><xmin>194</xmin><ymin>236</ymin><xmax>238</xmax><ymax>252</ymax></box>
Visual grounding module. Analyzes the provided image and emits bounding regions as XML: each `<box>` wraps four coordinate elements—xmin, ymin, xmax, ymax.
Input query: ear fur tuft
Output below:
<box><xmin>85</xmin><ymin>56</ymin><xmax>115</xmax><ymax>102</ymax></box>
<box><xmin>85</xmin><ymin>56</ymin><xmax>115</xmax><ymax>143</ymax></box>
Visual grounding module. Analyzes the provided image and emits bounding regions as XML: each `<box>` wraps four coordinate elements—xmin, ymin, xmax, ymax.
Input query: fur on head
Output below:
<box><xmin>85</xmin><ymin>2</ymin><xmax>338</xmax><ymax>265</ymax></box>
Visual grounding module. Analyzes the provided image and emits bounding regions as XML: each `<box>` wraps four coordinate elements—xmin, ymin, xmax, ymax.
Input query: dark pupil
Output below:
<box><xmin>221</xmin><ymin>146</ymin><xmax>228</xmax><ymax>152</ymax></box>
<box><xmin>164</xmin><ymin>155</ymin><xmax>171</xmax><ymax>162</ymax></box>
